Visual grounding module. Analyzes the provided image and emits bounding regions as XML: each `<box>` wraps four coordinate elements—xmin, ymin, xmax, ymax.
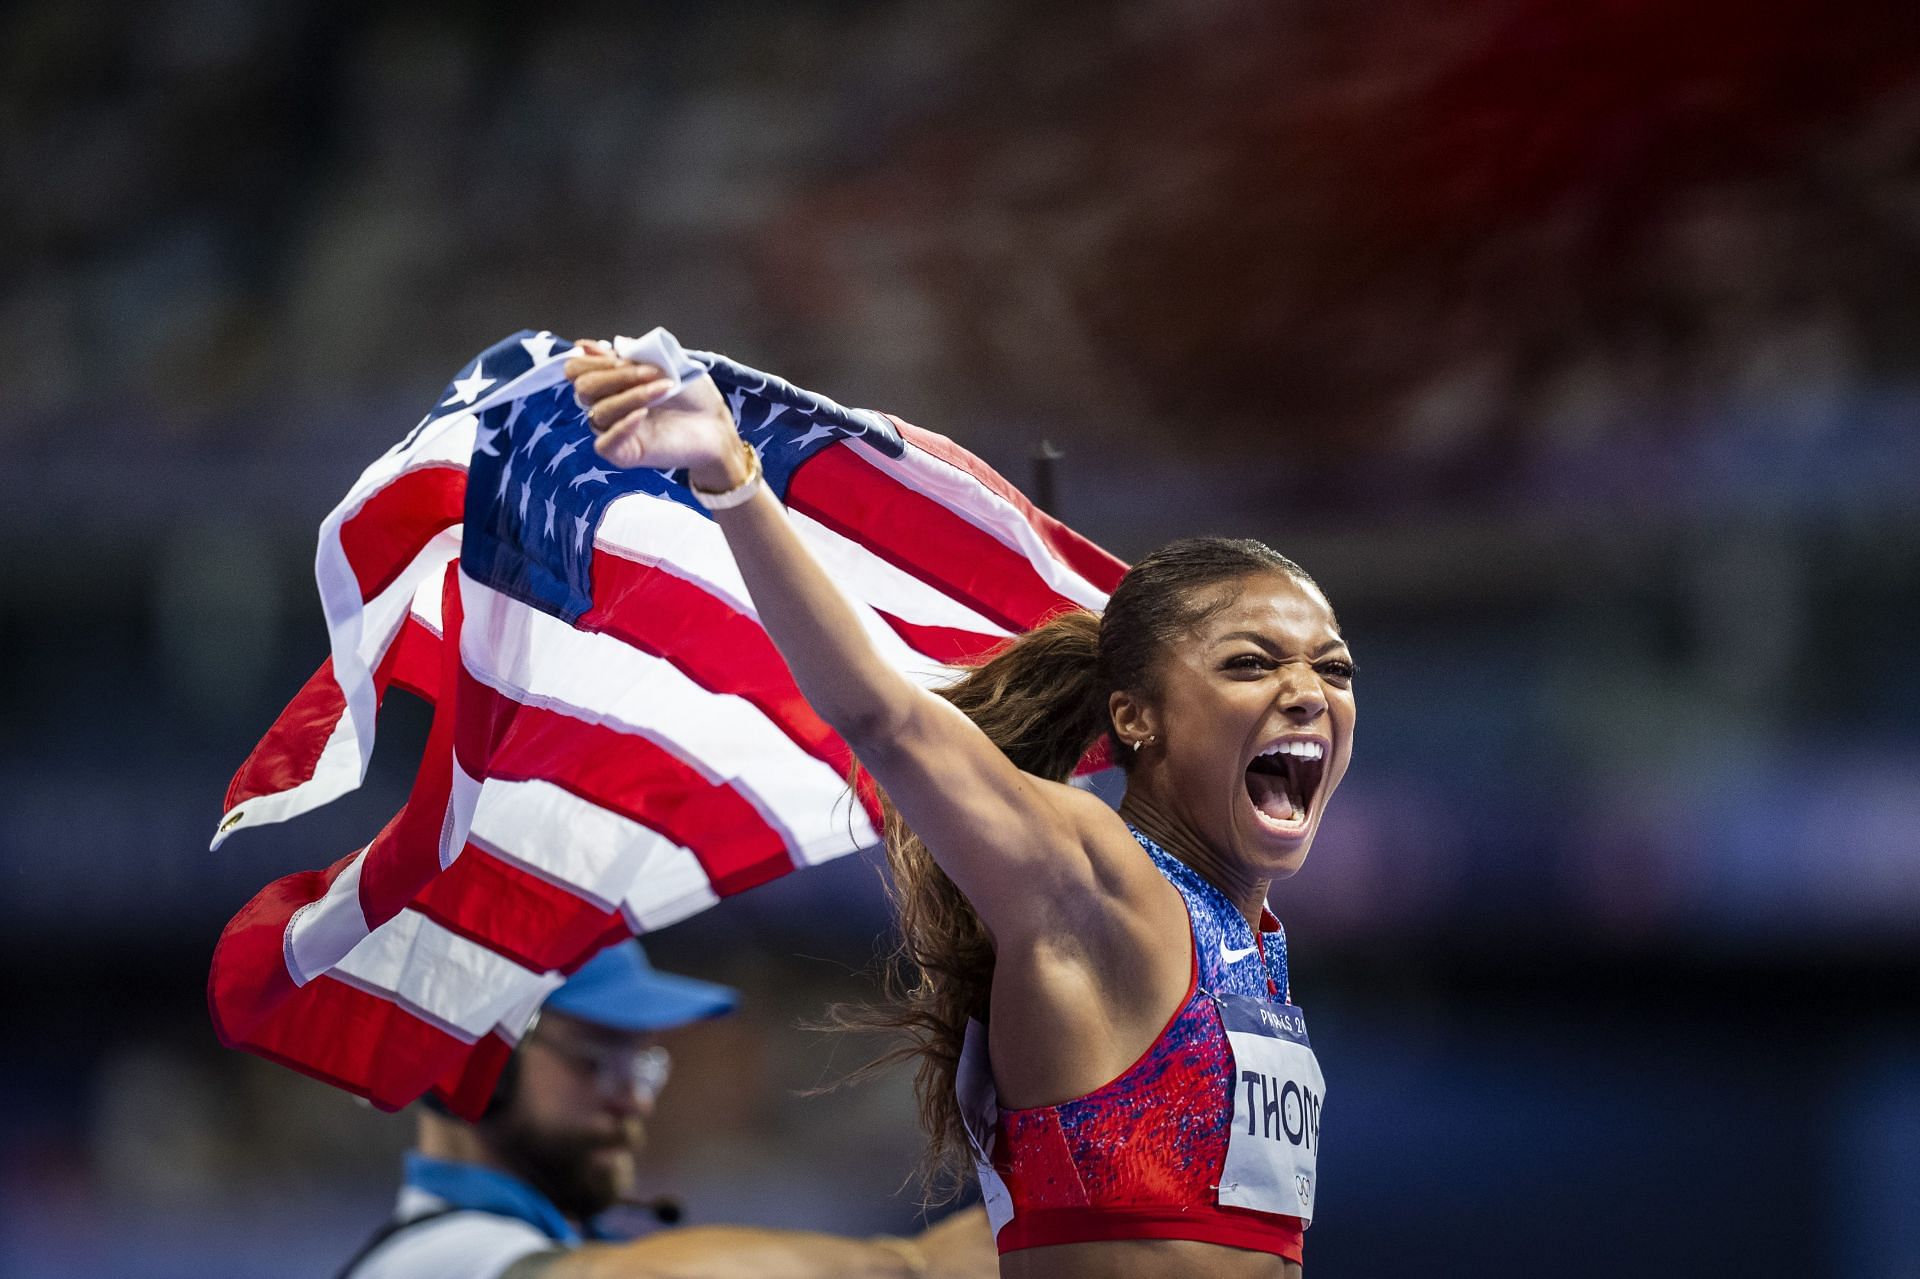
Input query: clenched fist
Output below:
<box><xmin>564</xmin><ymin>339</ymin><xmax>751</xmax><ymax>492</ymax></box>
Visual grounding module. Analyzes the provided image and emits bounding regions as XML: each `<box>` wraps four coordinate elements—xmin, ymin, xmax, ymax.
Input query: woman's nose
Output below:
<box><xmin>1276</xmin><ymin>669</ymin><xmax>1326</xmax><ymax>720</ymax></box>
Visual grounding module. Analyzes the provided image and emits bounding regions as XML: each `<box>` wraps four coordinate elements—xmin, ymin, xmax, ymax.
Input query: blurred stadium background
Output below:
<box><xmin>4</xmin><ymin>1</ymin><xmax>1919</xmax><ymax>1275</ymax></box>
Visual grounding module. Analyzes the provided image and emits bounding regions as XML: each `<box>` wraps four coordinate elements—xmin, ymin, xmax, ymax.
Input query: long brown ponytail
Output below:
<box><xmin>831</xmin><ymin>537</ymin><xmax>1315</xmax><ymax>1198</ymax></box>
<box><xmin>827</xmin><ymin>608</ymin><xmax>1108</xmax><ymax>1196</ymax></box>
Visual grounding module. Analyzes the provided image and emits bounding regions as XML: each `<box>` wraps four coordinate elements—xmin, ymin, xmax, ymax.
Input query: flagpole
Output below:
<box><xmin>1030</xmin><ymin>439</ymin><xmax>1065</xmax><ymax>517</ymax></box>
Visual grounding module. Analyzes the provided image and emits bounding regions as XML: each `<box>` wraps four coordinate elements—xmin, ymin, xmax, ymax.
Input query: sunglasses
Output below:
<box><xmin>531</xmin><ymin>1031</ymin><xmax>672</xmax><ymax>1102</ymax></box>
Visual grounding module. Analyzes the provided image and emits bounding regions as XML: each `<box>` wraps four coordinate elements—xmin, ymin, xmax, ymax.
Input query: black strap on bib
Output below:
<box><xmin>331</xmin><ymin>1207</ymin><xmax>464</xmax><ymax>1279</ymax></box>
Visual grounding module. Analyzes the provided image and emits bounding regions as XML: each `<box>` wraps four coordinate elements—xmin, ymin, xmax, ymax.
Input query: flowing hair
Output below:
<box><xmin>825</xmin><ymin>537</ymin><xmax>1315</xmax><ymax>1198</ymax></box>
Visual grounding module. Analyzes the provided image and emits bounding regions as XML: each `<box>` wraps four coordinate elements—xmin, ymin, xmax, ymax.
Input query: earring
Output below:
<box><xmin>1131</xmin><ymin>739</ymin><xmax>1143</xmax><ymax>753</ymax></box>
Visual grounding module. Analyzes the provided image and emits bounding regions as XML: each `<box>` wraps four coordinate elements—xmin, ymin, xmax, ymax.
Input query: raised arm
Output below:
<box><xmin>565</xmin><ymin>346</ymin><xmax>1109</xmax><ymax>935</ymax></box>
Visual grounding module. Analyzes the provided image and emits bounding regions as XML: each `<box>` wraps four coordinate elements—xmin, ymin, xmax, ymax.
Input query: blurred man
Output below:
<box><xmin>336</xmin><ymin>940</ymin><xmax>991</xmax><ymax>1279</ymax></box>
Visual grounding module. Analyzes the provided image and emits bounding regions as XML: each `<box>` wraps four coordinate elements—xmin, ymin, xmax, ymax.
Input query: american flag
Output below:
<box><xmin>208</xmin><ymin>328</ymin><xmax>1126</xmax><ymax>1116</ymax></box>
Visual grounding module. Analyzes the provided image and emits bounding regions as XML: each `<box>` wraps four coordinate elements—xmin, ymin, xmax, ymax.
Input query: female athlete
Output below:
<box><xmin>566</xmin><ymin>343</ymin><xmax>1356</xmax><ymax>1279</ymax></box>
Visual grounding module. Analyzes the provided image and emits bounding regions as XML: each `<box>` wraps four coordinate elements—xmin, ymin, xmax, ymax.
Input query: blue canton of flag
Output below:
<box><xmin>452</xmin><ymin>330</ymin><xmax>906</xmax><ymax>625</ymax></box>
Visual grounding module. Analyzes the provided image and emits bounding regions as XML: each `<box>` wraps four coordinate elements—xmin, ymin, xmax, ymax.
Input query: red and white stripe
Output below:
<box><xmin>209</xmin><ymin>340</ymin><xmax>1126</xmax><ymax>1116</ymax></box>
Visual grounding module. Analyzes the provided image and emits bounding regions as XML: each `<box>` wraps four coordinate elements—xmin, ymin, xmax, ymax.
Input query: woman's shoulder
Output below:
<box><xmin>1039</xmin><ymin>782</ymin><xmax>1152</xmax><ymax>876</ymax></box>
<box><xmin>1045</xmin><ymin>787</ymin><xmax>1189</xmax><ymax>933</ymax></box>
<box><xmin>961</xmin><ymin>779</ymin><xmax>1184</xmax><ymax>974</ymax></box>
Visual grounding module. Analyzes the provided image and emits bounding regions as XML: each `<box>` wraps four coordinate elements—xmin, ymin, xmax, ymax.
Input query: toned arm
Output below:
<box><xmin>501</xmin><ymin>1206</ymin><xmax>996</xmax><ymax>1279</ymax></box>
<box><xmin>712</xmin><ymin>481</ymin><xmax>1123</xmax><ymax>934</ymax></box>
<box><xmin>501</xmin><ymin>1228</ymin><xmax>911</xmax><ymax>1279</ymax></box>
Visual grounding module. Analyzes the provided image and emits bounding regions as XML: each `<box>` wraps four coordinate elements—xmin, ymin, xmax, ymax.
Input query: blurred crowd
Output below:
<box><xmin>7</xmin><ymin>0</ymin><xmax>1919</xmax><ymax>517</ymax></box>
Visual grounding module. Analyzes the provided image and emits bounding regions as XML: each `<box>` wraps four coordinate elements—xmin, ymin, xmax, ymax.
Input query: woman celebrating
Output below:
<box><xmin>567</xmin><ymin>343</ymin><xmax>1355</xmax><ymax>1279</ymax></box>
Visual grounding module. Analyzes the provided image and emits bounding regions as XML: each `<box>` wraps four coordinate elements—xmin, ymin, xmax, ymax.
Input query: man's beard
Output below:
<box><xmin>487</xmin><ymin>1112</ymin><xmax>642</xmax><ymax>1223</ymax></box>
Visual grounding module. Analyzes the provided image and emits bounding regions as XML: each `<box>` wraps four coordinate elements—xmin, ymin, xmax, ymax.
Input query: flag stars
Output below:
<box><xmin>791</xmin><ymin>421</ymin><xmax>839</xmax><ymax>449</ymax></box>
<box><xmin>521</xmin><ymin>331</ymin><xmax>561</xmax><ymax>363</ymax></box>
<box><xmin>444</xmin><ymin>360</ymin><xmax>495</xmax><ymax>407</ymax></box>
<box><xmin>458</xmin><ymin>355</ymin><xmax>910</xmax><ymax>630</ymax></box>
<box><xmin>520</xmin><ymin>416</ymin><xmax>557</xmax><ymax>456</ymax></box>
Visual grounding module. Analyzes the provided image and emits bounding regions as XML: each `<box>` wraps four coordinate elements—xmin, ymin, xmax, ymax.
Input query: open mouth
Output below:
<box><xmin>1244</xmin><ymin>738</ymin><xmax>1326</xmax><ymax>833</ymax></box>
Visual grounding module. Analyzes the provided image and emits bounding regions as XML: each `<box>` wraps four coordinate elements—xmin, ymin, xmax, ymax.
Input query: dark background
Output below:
<box><xmin>3</xmin><ymin>2</ymin><xmax>1918</xmax><ymax>1275</ymax></box>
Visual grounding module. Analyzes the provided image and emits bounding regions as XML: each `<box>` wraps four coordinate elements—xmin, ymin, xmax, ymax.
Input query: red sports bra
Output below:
<box><xmin>956</xmin><ymin>828</ymin><xmax>1320</xmax><ymax>1262</ymax></box>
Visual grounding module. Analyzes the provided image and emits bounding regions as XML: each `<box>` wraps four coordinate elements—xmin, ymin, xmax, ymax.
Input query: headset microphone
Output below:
<box><xmin>637</xmin><ymin>1197</ymin><xmax>683</xmax><ymax>1226</ymax></box>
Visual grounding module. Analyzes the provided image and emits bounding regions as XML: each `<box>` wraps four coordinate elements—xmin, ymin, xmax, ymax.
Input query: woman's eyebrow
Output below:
<box><xmin>1215</xmin><ymin>630</ymin><xmax>1349</xmax><ymax>657</ymax></box>
<box><xmin>1215</xmin><ymin>629</ymin><xmax>1280</xmax><ymax>653</ymax></box>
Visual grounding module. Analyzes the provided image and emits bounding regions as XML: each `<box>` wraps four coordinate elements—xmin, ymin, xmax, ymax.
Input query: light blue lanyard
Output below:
<box><xmin>401</xmin><ymin>1152</ymin><xmax>583</xmax><ymax>1246</ymax></box>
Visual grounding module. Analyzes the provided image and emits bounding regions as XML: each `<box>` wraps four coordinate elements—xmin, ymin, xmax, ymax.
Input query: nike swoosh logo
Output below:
<box><xmin>1220</xmin><ymin>941</ymin><xmax>1259</xmax><ymax>964</ymax></box>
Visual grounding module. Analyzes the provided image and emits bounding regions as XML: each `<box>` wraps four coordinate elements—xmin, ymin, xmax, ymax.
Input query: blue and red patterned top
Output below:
<box><xmin>958</xmin><ymin>825</ymin><xmax>1310</xmax><ymax>1261</ymax></box>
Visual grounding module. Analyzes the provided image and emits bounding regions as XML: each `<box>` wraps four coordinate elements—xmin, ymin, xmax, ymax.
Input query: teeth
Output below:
<box><xmin>1259</xmin><ymin>740</ymin><xmax>1325</xmax><ymax>761</ymax></box>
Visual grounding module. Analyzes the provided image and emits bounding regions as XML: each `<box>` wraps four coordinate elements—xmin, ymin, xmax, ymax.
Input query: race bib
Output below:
<box><xmin>955</xmin><ymin>1019</ymin><xmax>1016</xmax><ymax>1236</ymax></box>
<box><xmin>1216</xmin><ymin>995</ymin><xmax>1325</xmax><ymax>1224</ymax></box>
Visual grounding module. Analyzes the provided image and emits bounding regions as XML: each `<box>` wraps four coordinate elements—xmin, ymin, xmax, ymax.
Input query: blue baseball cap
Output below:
<box><xmin>541</xmin><ymin>940</ymin><xmax>738</xmax><ymax>1033</ymax></box>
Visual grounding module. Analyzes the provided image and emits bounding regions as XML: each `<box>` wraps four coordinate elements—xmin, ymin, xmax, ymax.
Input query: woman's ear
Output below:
<box><xmin>1108</xmin><ymin>689</ymin><xmax>1158</xmax><ymax>752</ymax></box>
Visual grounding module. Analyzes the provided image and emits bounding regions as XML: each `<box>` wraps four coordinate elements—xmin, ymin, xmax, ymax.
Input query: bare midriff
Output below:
<box><xmin>999</xmin><ymin>1239</ymin><xmax>1304</xmax><ymax>1279</ymax></box>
